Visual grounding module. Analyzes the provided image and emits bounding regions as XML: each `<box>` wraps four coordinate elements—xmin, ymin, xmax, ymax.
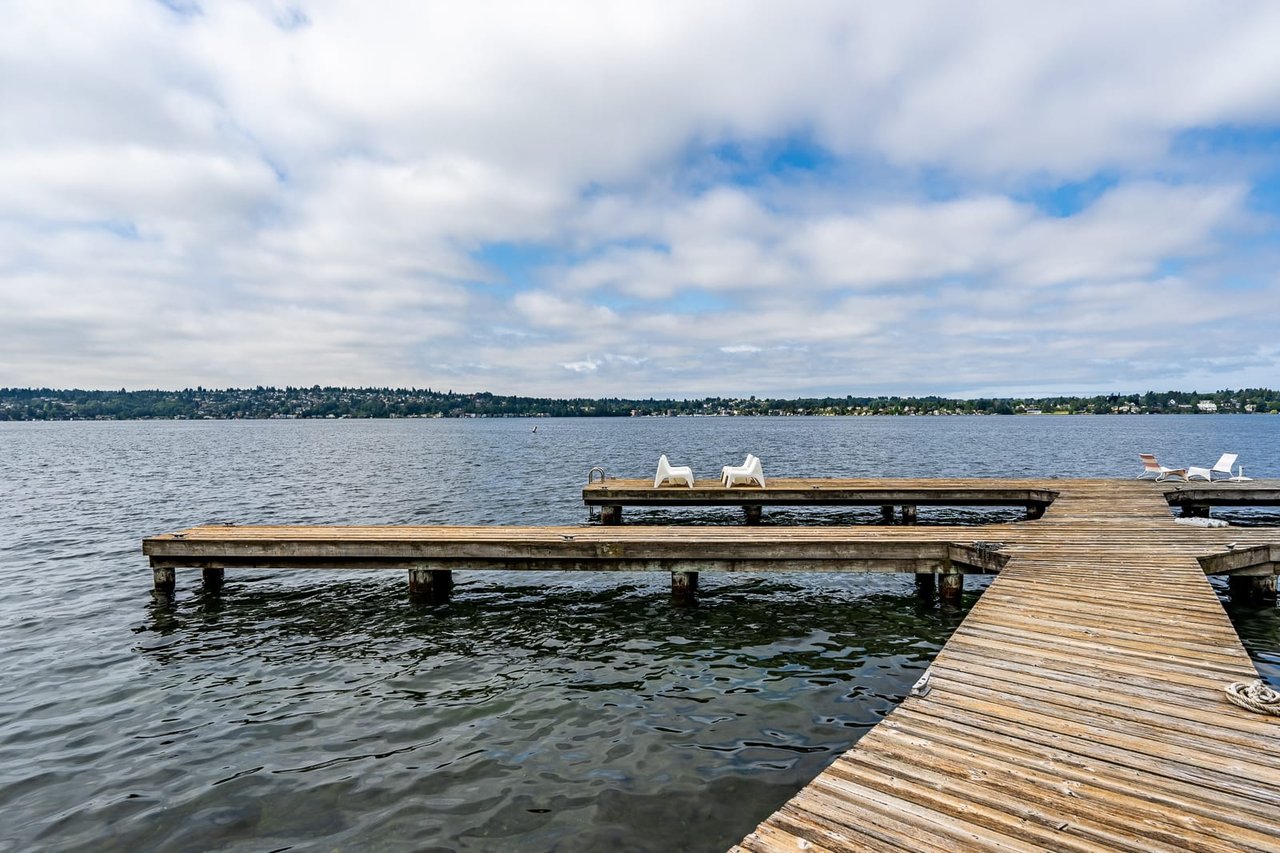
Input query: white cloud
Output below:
<box><xmin>1</xmin><ymin>0</ymin><xmax>1278</xmax><ymax>395</ymax></box>
<box><xmin>554</xmin><ymin>182</ymin><xmax>1246</xmax><ymax>302</ymax></box>
<box><xmin>513</xmin><ymin>291</ymin><xmax>618</xmax><ymax>329</ymax></box>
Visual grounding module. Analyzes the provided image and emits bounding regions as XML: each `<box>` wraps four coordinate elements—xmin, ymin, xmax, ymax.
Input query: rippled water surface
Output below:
<box><xmin>1</xmin><ymin>416</ymin><xmax>1277</xmax><ymax>852</ymax></box>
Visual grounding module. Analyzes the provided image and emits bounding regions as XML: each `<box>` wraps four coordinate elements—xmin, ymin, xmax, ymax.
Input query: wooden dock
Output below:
<box><xmin>583</xmin><ymin>477</ymin><xmax>1060</xmax><ymax>523</ymax></box>
<box><xmin>143</xmin><ymin>523</ymin><xmax>1012</xmax><ymax>601</ymax></box>
<box><xmin>142</xmin><ymin>478</ymin><xmax>1280</xmax><ymax>850</ymax></box>
<box><xmin>733</xmin><ymin>481</ymin><xmax>1280</xmax><ymax>852</ymax></box>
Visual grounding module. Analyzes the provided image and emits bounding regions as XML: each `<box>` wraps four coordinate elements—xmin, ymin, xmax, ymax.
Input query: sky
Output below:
<box><xmin>2</xmin><ymin>1</ymin><xmax>1280</xmax><ymax>398</ymax></box>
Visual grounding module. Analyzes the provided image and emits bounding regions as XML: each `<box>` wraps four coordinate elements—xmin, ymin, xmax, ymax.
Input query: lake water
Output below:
<box><xmin>1</xmin><ymin>415</ymin><xmax>1277</xmax><ymax>852</ymax></box>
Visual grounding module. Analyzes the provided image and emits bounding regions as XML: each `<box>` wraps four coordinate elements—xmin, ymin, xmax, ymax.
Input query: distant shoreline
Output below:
<box><xmin>2</xmin><ymin>386</ymin><xmax>1277</xmax><ymax>421</ymax></box>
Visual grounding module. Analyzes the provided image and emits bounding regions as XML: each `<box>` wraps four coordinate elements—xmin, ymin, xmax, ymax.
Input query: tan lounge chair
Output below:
<box><xmin>1137</xmin><ymin>453</ymin><xmax>1187</xmax><ymax>482</ymax></box>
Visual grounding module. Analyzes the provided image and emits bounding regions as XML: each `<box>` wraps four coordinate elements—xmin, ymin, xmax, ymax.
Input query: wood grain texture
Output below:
<box><xmin>583</xmin><ymin>476</ymin><xmax>1060</xmax><ymax>508</ymax></box>
<box><xmin>731</xmin><ymin>480</ymin><xmax>1280</xmax><ymax>852</ymax></box>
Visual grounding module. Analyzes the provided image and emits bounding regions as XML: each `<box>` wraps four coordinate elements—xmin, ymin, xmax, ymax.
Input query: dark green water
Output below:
<box><xmin>1</xmin><ymin>416</ymin><xmax>1275</xmax><ymax>851</ymax></box>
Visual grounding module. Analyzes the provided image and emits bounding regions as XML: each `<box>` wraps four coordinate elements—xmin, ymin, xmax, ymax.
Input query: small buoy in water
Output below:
<box><xmin>531</xmin><ymin>426</ymin><xmax>538</xmax><ymax>433</ymax></box>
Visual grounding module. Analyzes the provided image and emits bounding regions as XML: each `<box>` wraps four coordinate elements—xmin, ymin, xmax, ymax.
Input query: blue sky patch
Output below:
<box><xmin>1017</xmin><ymin>173</ymin><xmax>1119</xmax><ymax>217</ymax></box>
<box><xmin>1247</xmin><ymin>172</ymin><xmax>1280</xmax><ymax>216</ymax></box>
<box><xmin>1173</xmin><ymin>125</ymin><xmax>1280</xmax><ymax>156</ymax></box>
<box><xmin>1173</xmin><ymin>125</ymin><xmax>1280</xmax><ymax>214</ymax></box>
<box><xmin>475</xmin><ymin>242</ymin><xmax>561</xmax><ymax>291</ymax></box>
<box><xmin>680</xmin><ymin>132</ymin><xmax>838</xmax><ymax>190</ymax></box>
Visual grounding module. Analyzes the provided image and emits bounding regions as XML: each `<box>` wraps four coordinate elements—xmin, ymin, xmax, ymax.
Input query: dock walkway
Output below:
<box><xmin>733</xmin><ymin>481</ymin><xmax>1280</xmax><ymax>852</ymax></box>
<box><xmin>583</xmin><ymin>477</ymin><xmax>1059</xmax><ymax>523</ymax></box>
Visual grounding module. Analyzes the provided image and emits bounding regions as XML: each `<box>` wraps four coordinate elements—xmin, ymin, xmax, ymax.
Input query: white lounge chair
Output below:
<box><xmin>1188</xmin><ymin>453</ymin><xmax>1249</xmax><ymax>481</ymax></box>
<box><xmin>654</xmin><ymin>454</ymin><xmax>694</xmax><ymax>488</ymax></box>
<box><xmin>723</xmin><ymin>454</ymin><xmax>766</xmax><ymax>488</ymax></box>
<box><xmin>1137</xmin><ymin>453</ymin><xmax>1187</xmax><ymax>482</ymax></box>
<box><xmin>721</xmin><ymin>454</ymin><xmax>755</xmax><ymax>485</ymax></box>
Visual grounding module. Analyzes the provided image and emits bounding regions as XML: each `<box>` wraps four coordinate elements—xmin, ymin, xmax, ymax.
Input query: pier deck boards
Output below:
<box><xmin>146</xmin><ymin>479</ymin><xmax>1280</xmax><ymax>574</ymax></box>
<box><xmin>142</xmin><ymin>479</ymin><xmax>1280</xmax><ymax>851</ymax></box>
<box><xmin>732</xmin><ymin>481</ymin><xmax>1280</xmax><ymax>853</ymax></box>
<box><xmin>582</xmin><ymin>476</ymin><xmax>1280</xmax><ymax>525</ymax></box>
<box><xmin>583</xmin><ymin>476</ymin><xmax>1060</xmax><ymax>507</ymax></box>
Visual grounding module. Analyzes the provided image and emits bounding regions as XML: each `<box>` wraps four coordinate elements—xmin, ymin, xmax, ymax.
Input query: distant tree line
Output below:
<box><xmin>1</xmin><ymin>386</ymin><xmax>1277</xmax><ymax>421</ymax></box>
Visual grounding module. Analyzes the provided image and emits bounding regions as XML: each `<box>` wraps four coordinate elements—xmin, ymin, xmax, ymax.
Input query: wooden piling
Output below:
<box><xmin>900</xmin><ymin>504</ymin><xmax>917</xmax><ymax>525</ymax></box>
<box><xmin>408</xmin><ymin>567</ymin><xmax>430</xmax><ymax>597</ymax></box>
<box><xmin>915</xmin><ymin>572</ymin><xmax>936</xmax><ymax>598</ymax></box>
<box><xmin>600</xmin><ymin>505</ymin><xmax>623</xmax><ymax>525</ymax></box>
<box><xmin>202</xmin><ymin>568</ymin><xmax>224</xmax><ymax>593</ymax></box>
<box><xmin>671</xmin><ymin>570</ymin><xmax>698</xmax><ymax>604</ymax></box>
<box><xmin>409</xmin><ymin>567</ymin><xmax>453</xmax><ymax>603</ymax></box>
<box><xmin>1229</xmin><ymin>573</ymin><xmax>1276</xmax><ymax>603</ymax></box>
<box><xmin>1026</xmin><ymin>503</ymin><xmax>1045</xmax><ymax>520</ymax></box>
<box><xmin>938</xmin><ymin>570</ymin><xmax>962</xmax><ymax>603</ymax></box>
<box><xmin>880</xmin><ymin>505</ymin><xmax>895</xmax><ymax>525</ymax></box>
<box><xmin>743</xmin><ymin>505</ymin><xmax>763</xmax><ymax>525</ymax></box>
<box><xmin>153</xmin><ymin>567</ymin><xmax>175</xmax><ymax>598</ymax></box>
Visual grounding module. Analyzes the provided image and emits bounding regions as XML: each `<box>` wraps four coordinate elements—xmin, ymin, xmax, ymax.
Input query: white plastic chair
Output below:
<box><xmin>1137</xmin><ymin>453</ymin><xmax>1187</xmax><ymax>482</ymax></box>
<box><xmin>654</xmin><ymin>454</ymin><xmax>694</xmax><ymax>488</ymax></box>
<box><xmin>721</xmin><ymin>454</ymin><xmax>755</xmax><ymax>485</ymax></box>
<box><xmin>1188</xmin><ymin>453</ymin><xmax>1249</xmax><ymax>481</ymax></box>
<box><xmin>723</xmin><ymin>454</ymin><xmax>766</xmax><ymax>488</ymax></box>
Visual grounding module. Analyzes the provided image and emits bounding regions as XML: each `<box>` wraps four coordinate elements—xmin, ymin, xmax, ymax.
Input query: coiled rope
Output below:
<box><xmin>1224</xmin><ymin>680</ymin><xmax>1280</xmax><ymax>716</ymax></box>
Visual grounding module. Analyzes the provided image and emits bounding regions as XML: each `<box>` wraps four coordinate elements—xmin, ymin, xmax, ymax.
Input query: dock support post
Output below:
<box><xmin>671</xmin><ymin>570</ymin><xmax>698</xmax><ymax>605</ymax></box>
<box><xmin>880</xmin><ymin>505</ymin><xmax>895</xmax><ymax>525</ymax></box>
<box><xmin>409</xmin><ymin>568</ymin><xmax>453</xmax><ymax>603</ymax></box>
<box><xmin>939</xmin><ymin>571</ymin><xmax>963</xmax><ymax>604</ymax></box>
<box><xmin>901</xmin><ymin>505</ymin><xmax>917</xmax><ymax>525</ymax></box>
<box><xmin>153</xmin><ymin>567</ymin><xmax>176</xmax><ymax>599</ymax></box>
<box><xmin>743</xmin><ymin>505</ymin><xmax>762</xmax><ymax>525</ymax></box>
<box><xmin>1180</xmin><ymin>504</ymin><xmax>1210</xmax><ymax>518</ymax></box>
<box><xmin>202</xmin><ymin>568</ymin><xmax>224</xmax><ymax>593</ymax></box>
<box><xmin>600</xmin><ymin>505</ymin><xmax>623</xmax><ymax>525</ymax></box>
<box><xmin>915</xmin><ymin>572</ymin><xmax>936</xmax><ymax>598</ymax></box>
<box><xmin>1026</xmin><ymin>504</ymin><xmax>1045</xmax><ymax>520</ymax></box>
<box><xmin>1229</xmin><ymin>574</ymin><xmax>1277</xmax><ymax>604</ymax></box>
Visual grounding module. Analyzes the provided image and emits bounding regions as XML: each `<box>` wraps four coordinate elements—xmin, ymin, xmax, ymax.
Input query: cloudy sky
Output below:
<box><xmin>3</xmin><ymin>1</ymin><xmax>1279</xmax><ymax>397</ymax></box>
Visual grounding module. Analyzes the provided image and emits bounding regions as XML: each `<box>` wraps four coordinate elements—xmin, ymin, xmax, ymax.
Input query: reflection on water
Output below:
<box><xmin>119</xmin><ymin>574</ymin><xmax>979</xmax><ymax>852</ymax></box>
<box><xmin>0</xmin><ymin>416</ymin><xmax>1276</xmax><ymax>851</ymax></box>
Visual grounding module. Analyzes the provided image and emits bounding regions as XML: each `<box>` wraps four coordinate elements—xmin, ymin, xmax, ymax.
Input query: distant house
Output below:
<box><xmin>1196</xmin><ymin>401</ymin><xmax>1218</xmax><ymax>413</ymax></box>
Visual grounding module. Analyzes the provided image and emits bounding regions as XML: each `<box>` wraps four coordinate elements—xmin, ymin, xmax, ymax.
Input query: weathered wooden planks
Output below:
<box><xmin>145</xmin><ymin>480</ymin><xmax>1280</xmax><ymax>575</ymax></box>
<box><xmin>732</xmin><ymin>480</ymin><xmax>1280</xmax><ymax>853</ymax></box>
<box><xmin>144</xmin><ymin>528</ymin><xmax>1006</xmax><ymax>579</ymax></box>
<box><xmin>583</xmin><ymin>477</ymin><xmax>1060</xmax><ymax>508</ymax></box>
<box><xmin>143</xmin><ymin>480</ymin><xmax>1280</xmax><ymax>608</ymax></box>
